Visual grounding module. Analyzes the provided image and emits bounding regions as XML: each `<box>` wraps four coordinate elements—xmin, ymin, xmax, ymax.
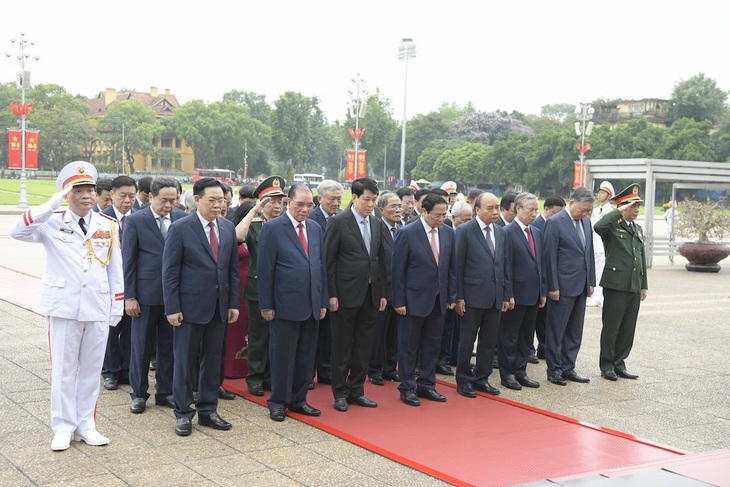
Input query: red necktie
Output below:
<box><xmin>430</xmin><ymin>228</ymin><xmax>439</xmax><ymax>265</ymax></box>
<box><xmin>298</xmin><ymin>222</ymin><xmax>309</xmax><ymax>258</ymax></box>
<box><xmin>526</xmin><ymin>226</ymin><xmax>536</xmax><ymax>257</ymax></box>
<box><xmin>208</xmin><ymin>221</ymin><xmax>219</xmax><ymax>262</ymax></box>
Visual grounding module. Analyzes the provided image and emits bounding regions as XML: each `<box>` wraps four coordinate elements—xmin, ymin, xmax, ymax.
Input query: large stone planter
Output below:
<box><xmin>678</xmin><ymin>242</ymin><xmax>730</xmax><ymax>272</ymax></box>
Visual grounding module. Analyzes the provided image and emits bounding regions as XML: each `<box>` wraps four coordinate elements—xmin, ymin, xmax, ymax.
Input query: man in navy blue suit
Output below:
<box><xmin>122</xmin><ymin>177</ymin><xmax>187</xmax><ymax>414</ymax></box>
<box><xmin>257</xmin><ymin>184</ymin><xmax>328</xmax><ymax>421</ymax></box>
<box><xmin>543</xmin><ymin>187</ymin><xmax>595</xmax><ymax>386</ymax></box>
<box><xmin>393</xmin><ymin>193</ymin><xmax>457</xmax><ymax>406</ymax></box>
<box><xmin>101</xmin><ymin>175</ymin><xmax>137</xmax><ymax>391</ymax></box>
<box><xmin>498</xmin><ymin>192</ymin><xmax>546</xmax><ymax>390</ymax></box>
<box><xmin>163</xmin><ymin>178</ymin><xmax>240</xmax><ymax>436</ymax></box>
<box><xmin>454</xmin><ymin>192</ymin><xmax>510</xmax><ymax>398</ymax></box>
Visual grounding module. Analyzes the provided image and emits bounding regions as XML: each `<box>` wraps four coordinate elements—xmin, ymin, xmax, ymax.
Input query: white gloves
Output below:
<box><xmin>49</xmin><ymin>186</ymin><xmax>72</xmax><ymax>210</ymax></box>
<box><xmin>110</xmin><ymin>316</ymin><xmax>122</xmax><ymax>327</ymax></box>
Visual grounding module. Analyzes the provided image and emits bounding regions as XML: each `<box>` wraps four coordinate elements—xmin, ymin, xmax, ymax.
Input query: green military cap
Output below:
<box><xmin>612</xmin><ymin>183</ymin><xmax>643</xmax><ymax>206</ymax></box>
<box><xmin>254</xmin><ymin>176</ymin><xmax>286</xmax><ymax>199</ymax></box>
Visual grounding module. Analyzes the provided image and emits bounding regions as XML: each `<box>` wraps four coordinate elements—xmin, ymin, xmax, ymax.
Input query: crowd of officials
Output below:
<box><xmin>9</xmin><ymin>160</ymin><xmax>648</xmax><ymax>451</ymax></box>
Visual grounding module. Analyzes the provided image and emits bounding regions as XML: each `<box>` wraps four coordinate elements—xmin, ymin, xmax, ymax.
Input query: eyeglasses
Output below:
<box><xmin>384</xmin><ymin>204</ymin><xmax>403</xmax><ymax>210</ymax></box>
<box><xmin>204</xmin><ymin>197</ymin><xmax>226</xmax><ymax>205</ymax></box>
<box><xmin>291</xmin><ymin>201</ymin><xmax>315</xmax><ymax>210</ymax></box>
<box><xmin>430</xmin><ymin>213</ymin><xmax>447</xmax><ymax>220</ymax></box>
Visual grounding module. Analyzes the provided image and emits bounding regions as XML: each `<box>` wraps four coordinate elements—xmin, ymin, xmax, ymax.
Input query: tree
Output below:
<box><xmin>164</xmin><ymin>99</ymin><xmax>222</xmax><ymax>169</ymax></box>
<box><xmin>540</xmin><ymin>103</ymin><xmax>576</xmax><ymax>122</ymax></box>
<box><xmin>346</xmin><ymin>91</ymin><xmax>398</xmax><ymax>180</ymax></box>
<box><xmin>98</xmin><ymin>99</ymin><xmax>162</xmax><ymax>173</ymax></box>
<box><xmin>270</xmin><ymin>92</ymin><xmax>326</xmax><ymax>176</ymax></box>
<box><xmin>401</xmin><ymin>111</ymin><xmax>451</xmax><ymax>181</ymax></box>
<box><xmin>448</xmin><ymin>111</ymin><xmax>533</xmax><ymax>145</ymax></box>
<box><xmin>222</xmin><ymin>90</ymin><xmax>272</xmax><ymax>125</ymax></box>
<box><xmin>670</xmin><ymin>73</ymin><xmax>728</xmax><ymax>123</ymax></box>
<box><xmin>655</xmin><ymin>118</ymin><xmax>717</xmax><ymax>161</ymax></box>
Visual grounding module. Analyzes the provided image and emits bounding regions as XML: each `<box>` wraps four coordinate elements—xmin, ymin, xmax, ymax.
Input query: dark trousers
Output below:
<box><xmin>129</xmin><ymin>304</ymin><xmax>174</xmax><ymax>400</ymax></box>
<box><xmin>313</xmin><ymin>312</ymin><xmax>332</xmax><ymax>381</ymax></box>
<box><xmin>397</xmin><ymin>297</ymin><xmax>444</xmax><ymax>393</ymax></box>
<box><xmin>246</xmin><ymin>299</ymin><xmax>270</xmax><ymax>388</ymax></box>
<box><xmin>102</xmin><ymin>314</ymin><xmax>131</xmax><ymax>381</ymax></box>
<box><xmin>267</xmin><ymin>315</ymin><xmax>319</xmax><ymax>410</ymax></box>
<box><xmin>455</xmin><ymin>306</ymin><xmax>501</xmax><ymax>387</ymax></box>
<box><xmin>330</xmin><ymin>287</ymin><xmax>378</xmax><ymax>399</ymax></box>
<box><xmin>545</xmin><ymin>292</ymin><xmax>587</xmax><ymax>376</ymax></box>
<box><xmin>498</xmin><ymin>304</ymin><xmax>539</xmax><ymax>380</ymax></box>
<box><xmin>438</xmin><ymin>307</ymin><xmax>457</xmax><ymax>365</ymax></box>
<box><xmin>534</xmin><ymin>305</ymin><xmax>547</xmax><ymax>357</ymax></box>
<box><xmin>172</xmin><ymin>310</ymin><xmax>225</xmax><ymax>420</ymax></box>
<box><xmin>368</xmin><ymin>304</ymin><xmax>398</xmax><ymax>379</ymax></box>
<box><xmin>600</xmin><ymin>289</ymin><xmax>641</xmax><ymax>373</ymax></box>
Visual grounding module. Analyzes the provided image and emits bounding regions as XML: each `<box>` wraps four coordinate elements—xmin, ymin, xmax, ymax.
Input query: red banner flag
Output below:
<box><xmin>345</xmin><ymin>150</ymin><xmax>356</xmax><ymax>182</ymax></box>
<box><xmin>25</xmin><ymin>130</ymin><xmax>39</xmax><ymax>170</ymax></box>
<box><xmin>573</xmin><ymin>161</ymin><xmax>586</xmax><ymax>189</ymax></box>
<box><xmin>7</xmin><ymin>130</ymin><xmax>39</xmax><ymax>169</ymax></box>
<box><xmin>8</xmin><ymin>130</ymin><xmax>21</xmax><ymax>168</ymax></box>
<box><xmin>356</xmin><ymin>150</ymin><xmax>366</xmax><ymax>179</ymax></box>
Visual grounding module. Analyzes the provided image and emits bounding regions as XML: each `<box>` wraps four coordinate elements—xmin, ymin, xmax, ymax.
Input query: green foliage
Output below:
<box><xmin>99</xmin><ymin>100</ymin><xmax>162</xmax><ymax>173</ymax></box>
<box><xmin>655</xmin><ymin>118</ymin><xmax>716</xmax><ymax>161</ymax></box>
<box><xmin>671</xmin><ymin>73</ymin><xmax>728</xmax><ymax>123</ymax></box>
<box><xmin>540</xmin><ymin>103</ymin><xmax>576</xmax><ymax>122</ymax></box>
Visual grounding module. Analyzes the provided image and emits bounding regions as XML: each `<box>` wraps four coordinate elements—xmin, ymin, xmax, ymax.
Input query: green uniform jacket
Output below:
<box><xmin>243</xmin><ymin>217</ymin><xmax>265</xmax><ymax>301</ymax></box>
<box><xmin>593</xmin><ymin>209</ymin><xmax>648</xmax><ymax>293</ymax></box>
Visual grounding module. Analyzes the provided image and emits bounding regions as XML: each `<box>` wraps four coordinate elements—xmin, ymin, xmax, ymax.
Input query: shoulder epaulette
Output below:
<box><xmin>252</xmin><ymin>217</ymin><xmax>265</xmax><ymax>223</ymax></box>
<box><xmin>98</xmin><ymin>212</ymin><xmax>117</xmax><ymax>222</ymax></box>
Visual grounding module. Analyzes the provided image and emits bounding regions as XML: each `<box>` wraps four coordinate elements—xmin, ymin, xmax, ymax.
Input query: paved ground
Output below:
<box><xmin>0</xmin><ymin>207</ymin><xmax>728</xmax><ymax>486</ymax></box>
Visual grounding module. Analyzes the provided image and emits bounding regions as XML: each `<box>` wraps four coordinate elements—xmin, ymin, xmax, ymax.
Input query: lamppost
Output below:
<box><xmin>398</xmin><ymin>38</ymin><xmax>416</xmax><ymax>184</ymax></box>
<box><xmin>574</xmin><ymin>100</ymin><xmax>594</xmax><ymax>188</ymax></box>
<box><xmin>349</xmin><ymin>74</ymin><xmax>367</xmax><ymax>179</ymax></box>
<box><xmin>5</xmin><ymin>32</ymin><xmax>39</xmax><ymax>209</ymax></box>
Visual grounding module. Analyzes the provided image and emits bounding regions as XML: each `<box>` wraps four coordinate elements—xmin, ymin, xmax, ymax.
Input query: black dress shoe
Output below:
<box><xmin>457</xmin><ymin>384</ymin><xmax>477</xmax><ymax>398</ymax></box>
<box><xmin>435</xmin><ymin>363</ymin><xmax>455</xmax><ymax>375</ymax></box>
<box><xmin>516</xmin><ymin>375</ymin><xmax>540</xmax><ymax>388</ymax></box>
<box><xmin>289</xmin><ymin>403</ymin><xmax>321</xmax><ymax>416</ymax></box>
<box><xmin>155</xmin><ymin>395</ymin><xmax>175</xmax><ymax>408</ymax></box>
<box><xmin>218</xmin><ymin>387</ymin><xmax>236</xmax><ymax>400</ymax></box>
<box><xmin>500</xmin><ymin>376</ymin><xmax>522</xmax><ymax>391</ymax></box>
<box><xmin>317</xmin><ymin>376</ymin><xmax>332</xmax><ymax>385</ymax></box>
<box><xmin>198</xmin><ymin>412</ymin><xmax>232</xmax><ymax>431</ymax></box>
<box><xmin>416</xmin><ymin>388</ymin><xmax>447</xmax><ymax>402</ymax></box>
<box><xmin>269</xmin><ymin>408</ymin><xmax>286</xmax><ymax>422</ymax></box>
<box><xmin>400</xmin><ymin>390</ymin><xmax>421</xmax><ymax>406</ymax></box>
<box><xmin>130</xmin><ymin>398</ymin><xmax>146</xmax><ymax>414</ymax></box>
<box><xmin>369</xmin><ymin>376</ymin><xmax>384</xmax><ymax>386</ymax></box>
<box><xmin>308</xmin><ymin>381</ymin><xmax>315</xmax><ymax>390</ymax></box>
<box><xmin>248</xmin><ymin>384</ymin><xmax>264</xmax><ymax>396</ymax></box>
<box><xmin>602</xmin><ymin>371</ymin><xmax>619</xmax><ymax>381</ymax></box>
<box><xmin>103</xmin><ymin>377</ymin><xmax>118</xmax><ymax>391</ymax></box>
<box><xmin>548</xmin><ymin>374</ymin><xmax>567</xmax><ymax>386</ymax></box>
<box><xmin>473</xmin><ymin>382</ymin><xmax>500</xmax><ymax>396</ymax></box>
<box><xmin>527</xmin><ymin>353</ymin><xmax>540</xmax><ymax>364</ymax></box>
<box><xmin>383</xmin><ymin>372</ymin><xmax>401</xmax><ymax>382</ymax></box>
<box><xmin>348</xmin><ymin>395</ymin><xmax>377</xmax><ymax>408</ymax></box>
<box><xmin>563</xmin><ymin>371</ymin><xmax>590</xmax><ymax>383</ymax></box>
<box><xmin>616</xmin><ymin>370</ymin><xmax>639</xmax><ymax>379</ymax></box>
<box><xmin>334</xmin><ymin>397</ymin><xmax>348</xmax><ymax>412</ymax></box>
<box><xmin>175</xmin><ymin>417</ymin><xmax>192</xmax><ymax>436</ymax></box>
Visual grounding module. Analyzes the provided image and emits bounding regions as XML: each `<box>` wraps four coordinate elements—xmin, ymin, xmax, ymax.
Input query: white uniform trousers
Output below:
<box><xmin>589</xmin><ymin>251</ymin><xmax>606</xmax><ymax>306</ymax></box>
<box><xmin>48</xmin><ymin>317</ymin><xmax>109</xmax><ymax>434</ymax></box>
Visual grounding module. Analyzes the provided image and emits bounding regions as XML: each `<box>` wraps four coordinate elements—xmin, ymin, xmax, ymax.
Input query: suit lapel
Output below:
<box><xmin>471</xmin><ymin>219</ymin><xmax>491</xmax><ymax>256</ymax></box>
<box><xmin>284</xmin><ymin>217</ymin><xmax>309</xmax><ymax>260</ymax></box>
<box><xmin>143</xmin><ymin>208</ymin><xmax>165</xmax><ymax>244</ymax></box>
<box><xmin>193</xmin><ymin>218</ymin><xmax>216</xmax><ymax>262</ymax></box>
<box><xmin>345</xmin><ymin>210</ymin><xmax>370</xmax><ymax>256</ymax></box>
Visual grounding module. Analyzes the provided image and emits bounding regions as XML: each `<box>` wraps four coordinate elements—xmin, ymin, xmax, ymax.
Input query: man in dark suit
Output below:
<box><xmin>498</xmin><ymin>192</ymin><xmax>546</xmax><ymax>390</ymax></box>
<box><xmin>122</xmin><ymin>177</ymin><xmax>187</xmax><ymax>413</ymax></box>
<box><xmin>258</xmin><ymin>184</ymin><xmax>328</xmax><ymax>421</ymax></box>
<box><xmin>163</xmin><ymin>178</ymin><xmax>241</xmax><ymax>436</ymax></box>
<box><xmin>543</xmin><ymin>187</ymin><xmax>595</xmax><ymax>386</ymax></box>
<box><xmin>406</xmin><ymin>188</ymin><xmax>430</xmax><ymax>224</ymax></box>
<box><xmin>92</xmin><ymin>177</ymin><xmax>113</xmax><ymax>212</ymax></box>
<box><xmin>324</xmin><ymin>177</ymin><xmax>386</xmax><ymax>412</ymax></box>
<box><xmin>454</xmin><ymin>192</ymin><xmax>510</xmax><ymax>398</ymax></box>
<box><xmin>393</xmin><ymin>193</ymin><xmax>457</xmax><ymax>406</ymax></box>
<box><xmin>395</xmin><ymin>187</ymin><xmax>416</xmax><ymax>227</ymax></box>
<box><xmin>495</xmin><ymin>191</ymin><xmax>517</xmax><ymax>227</ymax></box>
<box><xmin>101</xmin><ymin>175</ymin><xmax>138</xmax><ymax>391</ymax></box>
<box><xmin>308</xmin><ymin>179</ymin><xmax>344</xmax><ymax>386</ymax></box>
<box><xmin>368</xmin><ymin>191</ymin><xmax>402</xmax><ymax>386</ymax></box>
<box><xmin>135</xmin><ymin>176</ymin><xmax>152</xmax><ymax>209</ymax></box>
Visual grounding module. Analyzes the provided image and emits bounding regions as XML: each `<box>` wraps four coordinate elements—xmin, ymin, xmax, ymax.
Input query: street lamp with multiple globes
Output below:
<box><xmin>574</xmin><ymin>100</ymin><xmax>594</xmax><ymax>188</ymax></box>
<box><xmin>398</xmin><ymin>38</ymin><xmax>416</xmax><ymax>184</ymax></box>
<box><xmin>348</xmin><ymin>74</ymin><xmax>367</xmax><ymax>179</ymax></box>
<box><xmin>5</xmin><ymin>32</ymin><xmax>39</xmax><ymax>209</ymax></box>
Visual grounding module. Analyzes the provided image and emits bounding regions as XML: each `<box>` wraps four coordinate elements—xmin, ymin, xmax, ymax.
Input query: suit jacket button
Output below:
<box><xmin>612</xmin><ymin>267</ymin><xmax>616</xmax><ymax>271</ymax></box>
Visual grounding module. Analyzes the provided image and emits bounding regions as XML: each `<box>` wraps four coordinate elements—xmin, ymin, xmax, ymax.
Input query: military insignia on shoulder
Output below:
<box><xmin>252</xmin><ymin>217</ymin><xmax>265</xmax><ymax>223</ymax></box>
<box><xmin>98</xmin><ymin>212</ymin><xmax>117</xmax><ymax>222</ymax></box>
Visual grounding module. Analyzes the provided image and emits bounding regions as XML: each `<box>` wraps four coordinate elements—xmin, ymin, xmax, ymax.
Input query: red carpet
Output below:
<box><xmin>224</xmin><ymin>377</ymin><xmax>685</xmax><ymax>487</ymax></box>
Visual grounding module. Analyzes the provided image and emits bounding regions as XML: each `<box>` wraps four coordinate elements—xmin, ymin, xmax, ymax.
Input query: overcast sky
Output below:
<box><xmin>3</xmin><ymin>1</ymin><xmax>729</xmax><ymax>123</ymax></box>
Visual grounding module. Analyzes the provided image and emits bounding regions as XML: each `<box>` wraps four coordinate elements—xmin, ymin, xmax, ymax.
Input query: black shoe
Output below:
<box><xmin>154</xmin><ymin>395</ymin><xmax>175</xmax><ymax>408</ymax></box>
<box><xmin>383</xmin><ymin>372</ymin><xmax>401</xmax><ymax>382</ymax></box>
<box><xmin>527</xmin><ymin>353</ymin><xmax>540</xmax><ymax>364</ymax></box>
<box><xmin>369</xmin><ymin>375</ymin><xmax>384</xmax><ymax>386</ymax></box>
<box><xmin>536</xmin><ymin>349</ymin><xmax>545</xmax><ymax>360</ymax></box>
<box><xmin>218</xmin><ymin>387</ymin><xmax>236</xmax><ymax>400</ymax></box>
<box><xmin>457</xmin><ymin>384</ymin><xmax>477</xmax><ymax>398</ymax></box>
<box><xmin>500</xmin><ymin>376</ymin><xmax>522</xmax><ymax>391</ymax></box>
<box><xmin>563</xmin><ymin>370</ymin><xmax>590</xmax><ymax>383</ymax></box>
<box><xmin>198</xmin><ymin>412</ymin><xmax>232</xmax><ymax>431</ymax></box>
<box><xmin>435</xmin><ymin>363</ymin><xmax>455</xmax><ymax>376</ymax></box>
<box><xmin>248</xmin><ymin>384</ymin><xmax>264</xmax><ymax>396</ymax></box>
<box><xmin>348</xmin><ymin>395</ymin><xmax>377</xmax><ymax>408</ymax></box>
<box><xmin>400</xmin><ymin>390</ymin><xmax>421</xmax><ymax>406</ymax></box>
<box><xmin>616</xmin><ymin>370</ymin><xmax>639</xmax><ymax>379</ymax></box>
<box><xmin>334</xmin><ymin>397</ymin><xmax>348</xmax><ymax>412</ymax></box>
<box><xmin>289</xmin><ymin>403</ymin><xmax>321</xmax><ymax>417</ymax></box>
<box><xmin>308</xmin><ymin>381</ymin><xmax>315</xmax><ymax>390</ymax></box>
<box><xmin>175</xmin><ymin>417</ymin><xmax>192</xmax><ymax>436</ymax></box>
<box><xmin>416</xmin><ymin>388</ymin><xmax>447</xmax><ymax>402</ymax></box>
<box><xmin>130</xmin><ymin>398</ymin><xmax>146</xmax><ymax>414</ymax></box>
<box><xmin>262</xmin><ymin>382</ymin><xmax>272</xmax><ymax>391</ymax></box>
<box><xmin>602</xmin><ymin>371</ymin><xmax>619</xmax><ymax>381</ymax></box>
<box><xmin>269</xmin><ymin>408</ymin><xmax>285</xmax><ymax>422</ymax></box>
<box><xmin>548</xmin><ymin>374</ymin><xmax>567</xmax><ymax>386</ymax></box>
<box><xmin>516</xmin><ymin>375</ymin><xmax>540</xmax><ymax>388</ymax></box>
<box><xmin>317</xmin><ymin>376</ymin><xmax>332</xmax><ymax>385</ymax></box>
<box><xmin>473</xmin><ymin>382</ymin><xmax>500</xmax><ymax>396</ymax></box>
<box><xmin>103</xmin><ymin>377</ymin><xmax>118</xmax><ymax>391</ymax></box>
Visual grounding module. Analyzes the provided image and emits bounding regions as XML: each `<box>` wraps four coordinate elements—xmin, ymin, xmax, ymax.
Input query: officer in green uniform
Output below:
<box><xmin>244</xmin><ymin>176</ymin><xmax>286</xmax><ymax>396</ymax></box>
<box><xmin>593</xmin><ymin>183</ymin><xmax>648</xmax><ymax>381</ymax></box>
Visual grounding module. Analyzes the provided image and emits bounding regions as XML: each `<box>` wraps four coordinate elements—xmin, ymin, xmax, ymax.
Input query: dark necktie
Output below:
<box><xmin>79</xmin><ymin>217</ymin><xmax>87</xmax><ymax>235</ymax></box>
<box><xmin>208</xmin><ymin>221</ymin><xmax>219</xmax><ymax>261</ymax></box>
<box><xmin>391</xmin><ymin>226</ymin><xmax>397</xmax><ymax>237</ymax></box>
<box><xmin>298</xmin><ymin>222</ymin><xmax>309</xmax><ymax>258</ymax></box>
<box><xmin>575</xmin><ymin>219</ymin><xmax>586</xmax><ymax>248</ymax></box>
<box><xmin>525</xmin><ymin>226</ymin><xmax>536</xmax><ymax>257</ymax></box>
<box><xmin>158</xmin><ymin>216</ymin><xmax>168</xmax><ymax>239</ymax></box>
<box><xmin>485</xmin><ymin>225</ymin><xmax>495</xmax><ymax>256</ymax></box>
<box><xmin>120</xmin><ymin>215</ymin><xmax>126</xmax><ymax>232</ymax></box>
